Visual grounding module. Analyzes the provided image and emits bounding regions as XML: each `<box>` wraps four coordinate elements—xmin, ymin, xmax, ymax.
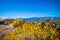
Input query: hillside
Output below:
<box><xmin>0</xmin><ymin>17</ymin><xmax>60</xmax><ymax>40</ymax></box>
<box><xmin>3</xmin><ymin>19</ymin><xmax>60</xmax><ymax>40</ymax></box>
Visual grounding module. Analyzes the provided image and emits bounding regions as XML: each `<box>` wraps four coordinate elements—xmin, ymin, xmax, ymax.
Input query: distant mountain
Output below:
<box><xmin>0</xmin><ymin>17</ymin><xmax>60</xmax><ymax>22</ymax></box>
<box><xmin>21</xmin><ymin>17</ymin><xmax>60</xmax><ymax>22</ymax></box>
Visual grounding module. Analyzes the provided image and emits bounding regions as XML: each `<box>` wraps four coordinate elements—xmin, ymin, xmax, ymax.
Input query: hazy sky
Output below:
<box><xmin>0</xmin><ymin>0</ymin><xmax>60</xmax><ymax>18</ymax></box>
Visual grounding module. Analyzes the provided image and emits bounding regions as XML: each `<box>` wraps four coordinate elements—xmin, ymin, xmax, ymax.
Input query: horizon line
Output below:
<box><xmin>0</xmin><ymin>16</ymin><xmax>60</xmax><ymax>19</ymax></box>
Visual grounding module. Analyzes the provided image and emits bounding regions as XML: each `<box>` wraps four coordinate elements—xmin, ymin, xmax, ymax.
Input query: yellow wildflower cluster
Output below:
<box><xmin>4</xmin><ymin>19</ymin><xmax>60</xmax><ymax>40</ymax></box>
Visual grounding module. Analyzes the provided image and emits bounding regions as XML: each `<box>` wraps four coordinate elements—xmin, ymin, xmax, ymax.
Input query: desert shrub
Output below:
<box><xmin>41</xmin><ymin>22</ymin><xmax>46</xmax><ymax>28</ymax></box>
<box><xmin>11</xmin><ymin>19</ymin><xmax>24</xmax><ymax>28</ymax></box>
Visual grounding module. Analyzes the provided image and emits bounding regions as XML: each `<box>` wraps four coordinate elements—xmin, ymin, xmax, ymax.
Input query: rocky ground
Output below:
<box><xmin>0</xmin><ymin>24</ymin><xmax>13</xmax><ymax>40</ymax></box>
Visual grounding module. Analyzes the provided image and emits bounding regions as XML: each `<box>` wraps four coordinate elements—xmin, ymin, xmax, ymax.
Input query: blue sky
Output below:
<box><xmin>0</xmin><ymin>0</ymin><xmax>60</xmax><ymax>18</ymax></box>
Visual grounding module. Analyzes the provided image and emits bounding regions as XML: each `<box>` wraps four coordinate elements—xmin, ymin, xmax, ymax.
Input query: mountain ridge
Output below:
<box><xmin>20</xmin><ymin>17</ymin><xmax>60</xmax><ymax>22</ymax></box>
